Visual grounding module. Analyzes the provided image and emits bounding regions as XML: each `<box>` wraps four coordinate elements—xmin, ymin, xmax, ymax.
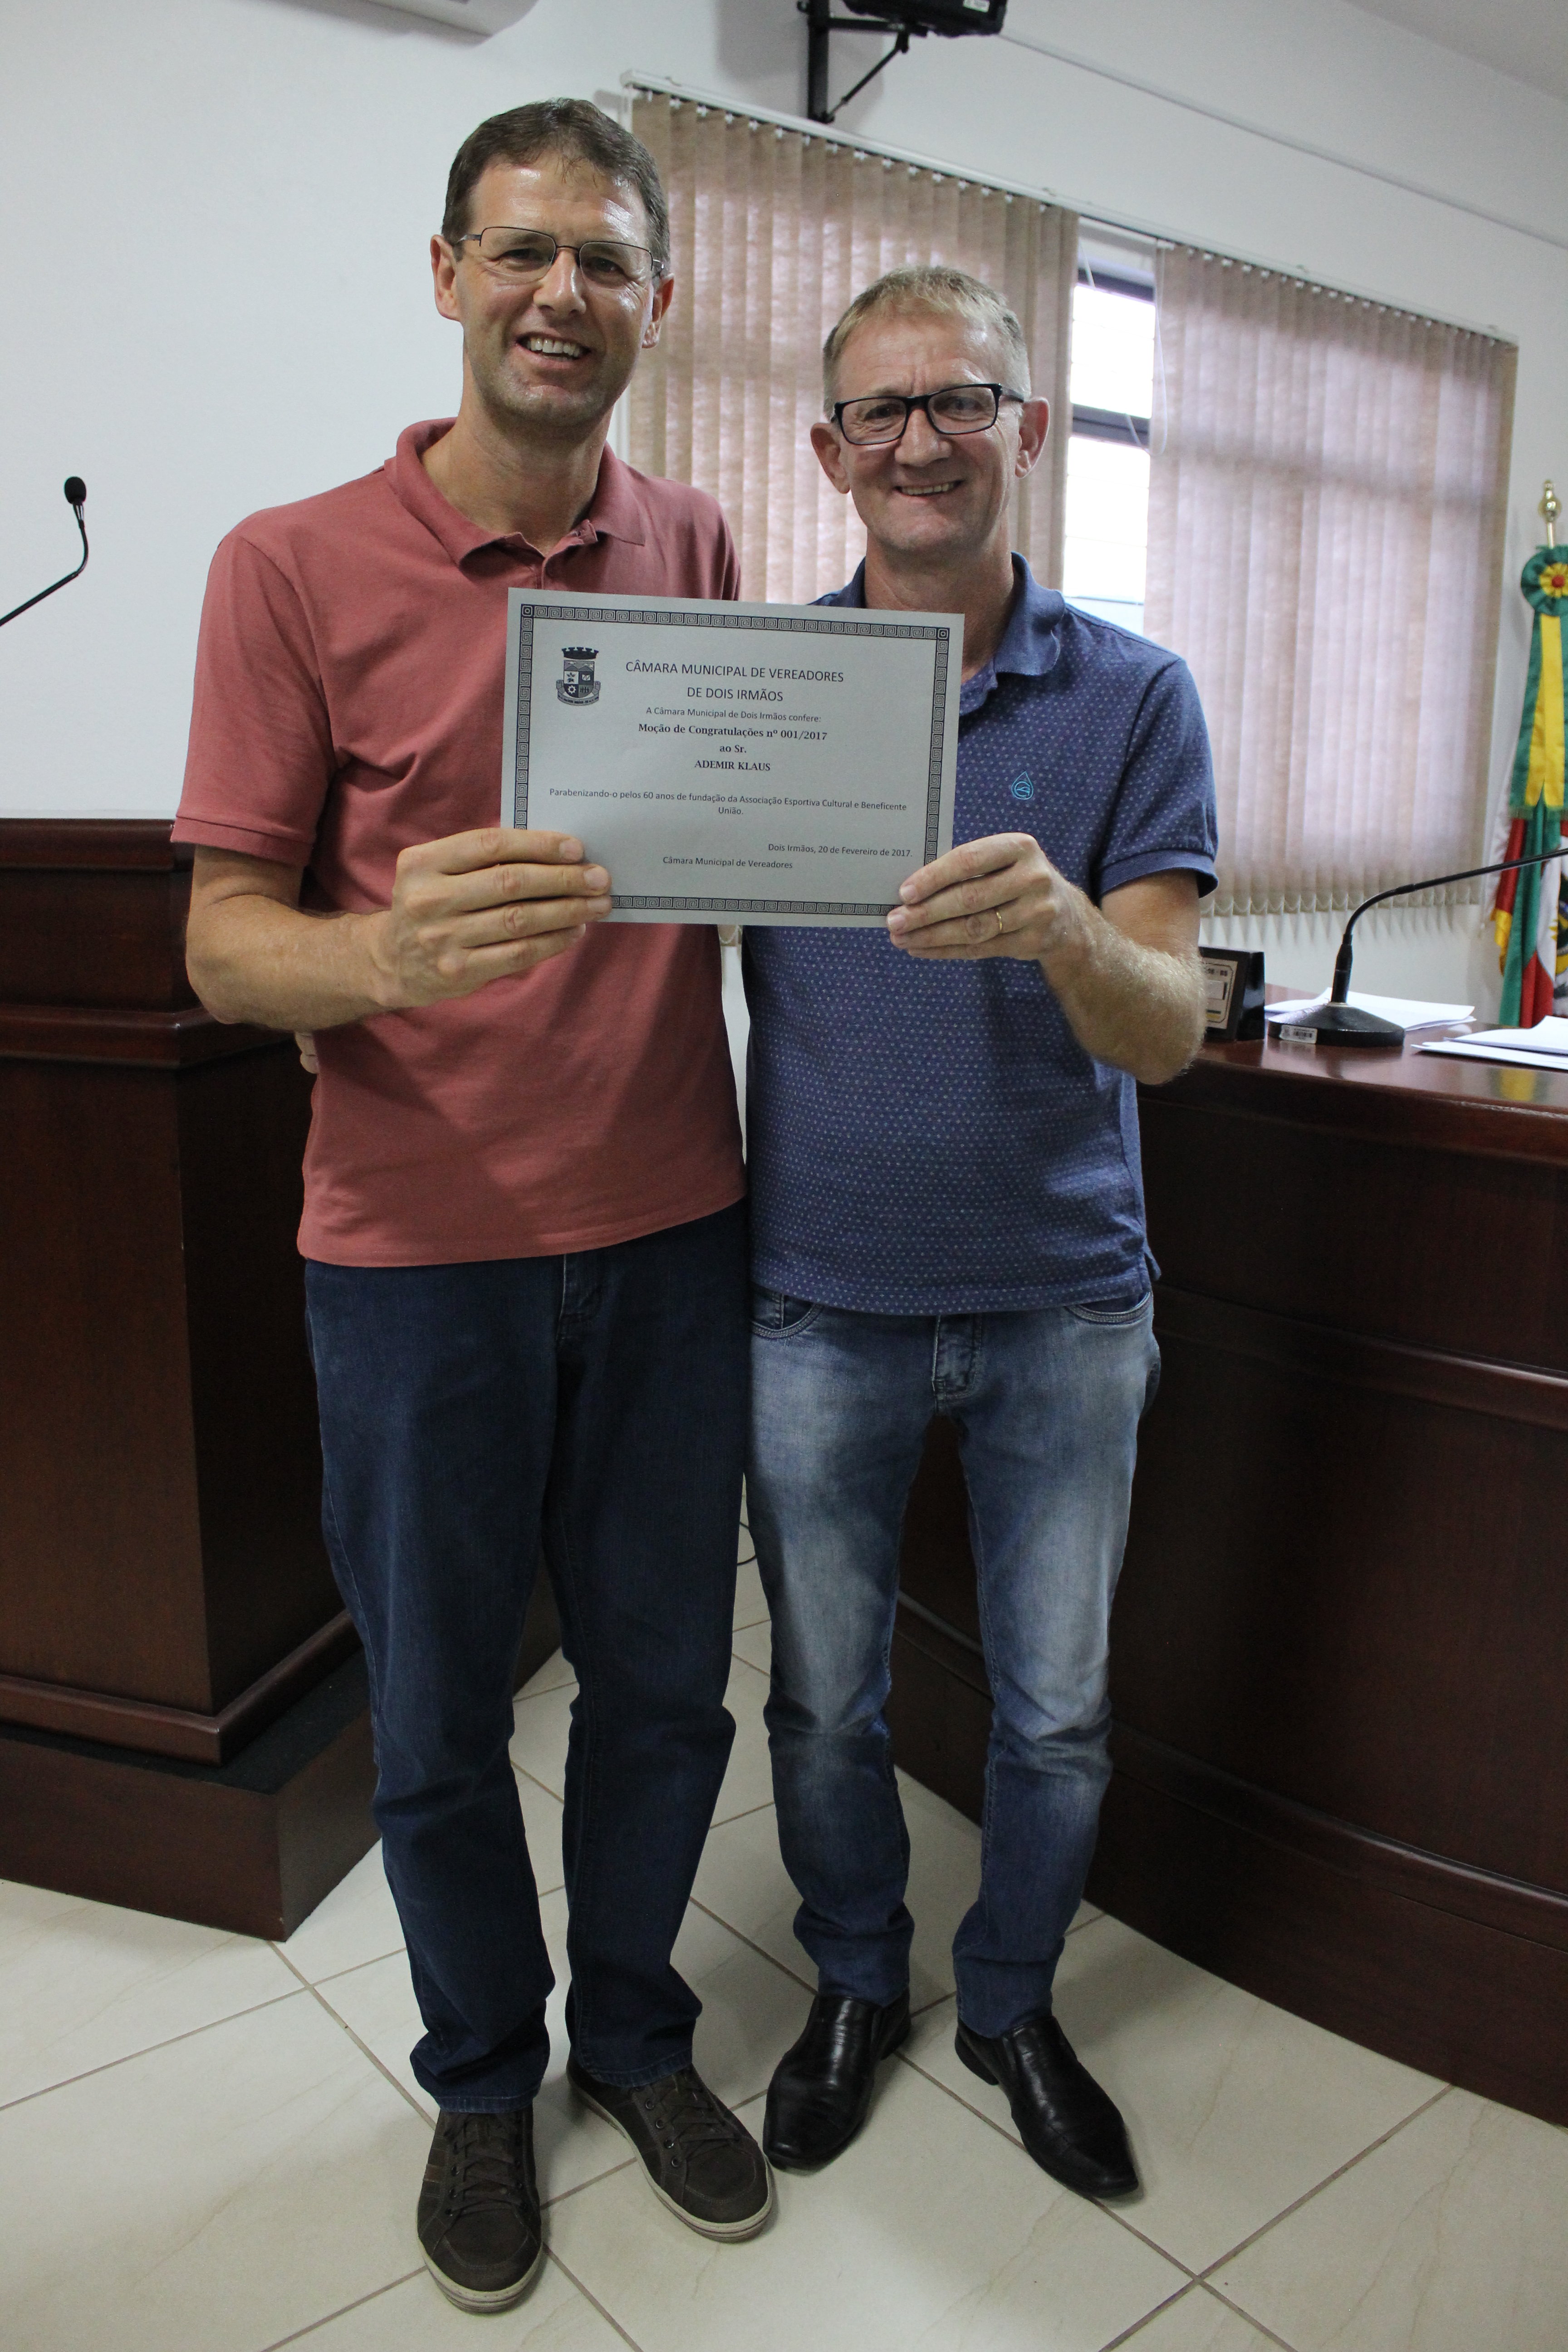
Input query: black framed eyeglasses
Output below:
<box><xmin>830</xmin><ymin>382</ymin><xmax>1026</xmax><ymax>446</ymax></box>
<box><xmin>449</xmin><ymin>227</ymin><xmax>656</xmax><ymax>290</ymax></box>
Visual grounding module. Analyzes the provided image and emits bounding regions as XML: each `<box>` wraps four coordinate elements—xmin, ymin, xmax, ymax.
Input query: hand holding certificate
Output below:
<box><xmin>503</xmin><ymin>589</ymin><xmax>962</xmax><ymax>924</ymax></box>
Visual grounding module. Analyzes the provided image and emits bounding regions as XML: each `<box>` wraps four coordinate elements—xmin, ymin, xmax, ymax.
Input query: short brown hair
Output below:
<box><xmin>441</xmin><ymin>100</ymin><xmax>670</xmax><ymax>276</ymax></box>
<box><xmin>823</xmin><ymin>265</ymin><xmax>1031</xmax><ymax>407</ymax></box>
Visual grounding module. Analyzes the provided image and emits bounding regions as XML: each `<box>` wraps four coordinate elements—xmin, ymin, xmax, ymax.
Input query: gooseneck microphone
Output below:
<box><xmin>0</xmin><ymin>477</ymin><xmax>89</xmax><ymax>629</ymax></box>
<box><xmin>1284</xmin><ymin>842</ymin><xmax>1568</xmax><ymax>1047</ymax></box>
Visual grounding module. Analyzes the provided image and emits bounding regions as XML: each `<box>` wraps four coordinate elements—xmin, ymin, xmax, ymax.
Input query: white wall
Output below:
<box><xmin>3</xmin><ymin>0</ymin><xmax>1564</xmax><ymax>1005</ymax></box>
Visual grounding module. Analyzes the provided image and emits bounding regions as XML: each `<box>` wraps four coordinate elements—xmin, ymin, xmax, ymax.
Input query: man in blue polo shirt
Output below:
<box><xmin>746</xmin><ymin>265</ymin><xmax>1217</xmax><ymax>2199</ymax></box>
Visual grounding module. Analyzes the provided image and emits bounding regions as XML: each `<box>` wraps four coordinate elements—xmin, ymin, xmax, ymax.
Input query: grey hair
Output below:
<box><xmin>822</xmin><ymin>265</ymin><xmax>1032</xmax><ymax>407</ymax></box>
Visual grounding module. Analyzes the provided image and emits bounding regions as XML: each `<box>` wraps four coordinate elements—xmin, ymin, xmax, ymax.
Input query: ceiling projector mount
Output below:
<box><xmin>798</xmin><ymin>0</ymin><xmax>1008</xmax><ymax>125</ymax></box>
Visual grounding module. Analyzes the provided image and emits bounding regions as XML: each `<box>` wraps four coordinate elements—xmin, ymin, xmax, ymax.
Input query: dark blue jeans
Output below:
<box><xmin>304</xmin><ymin>1202</ymin><xmax>747</xmax><ymax>2112</ymax></box>
<box><xmin>749</xmin><ymin>1292</ymin><xmax>1159</xmax><ymax>2038</ymax></box>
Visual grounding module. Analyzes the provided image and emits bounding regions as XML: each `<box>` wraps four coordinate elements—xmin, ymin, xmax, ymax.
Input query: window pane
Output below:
<box><xmin>1070</xmin><ymin>283</ymin><xmax>1155</xmax><ymax>418</ymax></box>
<box><xmin>1062</xmin><ymin>436</ymin><xmax>1149</xmax><ymax>635</ymax></box>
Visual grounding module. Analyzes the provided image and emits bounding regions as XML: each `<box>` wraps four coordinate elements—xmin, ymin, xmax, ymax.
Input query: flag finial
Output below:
<box><xmin>1541</xmin><ymin>478</ymin><xmax>1562</xmax><ymax>549</ymax></box>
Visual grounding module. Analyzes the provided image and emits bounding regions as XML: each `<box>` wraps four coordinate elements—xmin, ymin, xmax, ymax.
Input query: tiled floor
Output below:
<box><xmin>4</xmin><ymin>1515</ymin><xmax>1565</xmax><ymax>2351</ymax></box>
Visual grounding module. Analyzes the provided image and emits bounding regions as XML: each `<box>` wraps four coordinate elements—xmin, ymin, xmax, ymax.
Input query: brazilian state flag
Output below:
<box><xmin>1494</xmin><ymin>546</ymin><xmax>1568</xmax><ymax>1025</ymax></box>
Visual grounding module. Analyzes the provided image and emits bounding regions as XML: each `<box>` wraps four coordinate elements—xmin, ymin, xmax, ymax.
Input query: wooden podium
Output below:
<box><xmin>888</xmin><ymin>1031</ymin><xmax>1568</xmax><ymax>2129</ymax></box>
<box><xmin>0</xmin><ymin>818</ymin><xmax>570</xmax><ymax>1937</ymax></box>
<box><xmin>0</xmin><ymin>821</ymin><xmax>378</xmax><ymax>1934</ymax></box>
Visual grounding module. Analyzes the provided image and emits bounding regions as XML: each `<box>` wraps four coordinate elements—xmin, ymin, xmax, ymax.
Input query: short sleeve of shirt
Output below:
<box><xmin>1093</xmin><ymin>653</ymin><xmax>1218</xmax><ymax>902</ymax></box>
<box><xmin>178</xmin><ymin>527</ymin><xmax>335</xmax><ymax>867</ymax></box>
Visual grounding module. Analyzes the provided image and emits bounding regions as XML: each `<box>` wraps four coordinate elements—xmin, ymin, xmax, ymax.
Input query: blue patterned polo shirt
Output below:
<box><xmin>742</xmin><ymin>558</ymin><xmax>1218</xmax><ymax>1315</ymax></box>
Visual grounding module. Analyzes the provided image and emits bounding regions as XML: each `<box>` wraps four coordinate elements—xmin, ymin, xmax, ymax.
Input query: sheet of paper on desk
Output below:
<box><xmin>1417</xmin><ymin>1017</ymin><xmax>1568</xmax><ymax>1071</ymax></box>
<box><xmin>1264</xmin><ymin>989</ymin><xmax>1475</xmax><ymax>1031</ymax></box>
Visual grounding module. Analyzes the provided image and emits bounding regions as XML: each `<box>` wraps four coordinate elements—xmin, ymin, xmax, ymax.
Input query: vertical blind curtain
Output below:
<box><xmin>1145</xmin><ymin>249</ymin><xmax>1516</xmax><ymax>917</ymax></box>
<box><xmin>630</xmin><ymin>93</ymin><xmax>1077</xmax><ymax>605</ymax></box>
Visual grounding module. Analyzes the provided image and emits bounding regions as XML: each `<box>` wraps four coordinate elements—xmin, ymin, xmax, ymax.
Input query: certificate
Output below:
<box><xmin>502</xmin><ymin>589</ymin><xmax>962</xmax><ymax>924</ymax></box>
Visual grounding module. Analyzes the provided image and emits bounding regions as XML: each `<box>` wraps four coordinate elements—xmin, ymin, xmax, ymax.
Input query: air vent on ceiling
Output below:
<box><xmin>375</xmin><ymin>0</ymin><xmax>535</xmax><ymax>32</ymax></box>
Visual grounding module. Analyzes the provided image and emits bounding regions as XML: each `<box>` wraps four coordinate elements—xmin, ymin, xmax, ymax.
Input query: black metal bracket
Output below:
<box><xmin>800</xmin><ymin>0</ymin><xmax>920</xmax><ymax>125</ymax></box>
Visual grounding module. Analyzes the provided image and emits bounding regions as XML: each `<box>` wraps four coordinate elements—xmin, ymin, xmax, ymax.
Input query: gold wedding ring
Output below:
<box><xmin>994</xmin><ymin>906</ymin><xmax>1006</xmax><ymax>939</ymax></box>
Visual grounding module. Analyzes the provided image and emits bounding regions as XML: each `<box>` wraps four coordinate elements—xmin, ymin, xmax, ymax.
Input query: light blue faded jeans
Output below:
<box><xmin>748</xmin><ymin>1291</ymin><xmax>1159</xmax><ymax>2038</ymax></box>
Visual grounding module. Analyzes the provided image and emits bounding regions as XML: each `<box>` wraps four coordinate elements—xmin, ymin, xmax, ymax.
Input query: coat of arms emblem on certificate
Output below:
<box><xmin>555</xmin><ymin>646</ymin><xmax>601</xmax><ymax>706</ymax></box>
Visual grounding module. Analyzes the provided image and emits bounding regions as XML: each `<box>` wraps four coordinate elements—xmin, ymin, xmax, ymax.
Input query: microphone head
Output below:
<box><xmin>63</xmin><ymin>476</ymin><xmax>86</xmax><ymax>508</ymax></box>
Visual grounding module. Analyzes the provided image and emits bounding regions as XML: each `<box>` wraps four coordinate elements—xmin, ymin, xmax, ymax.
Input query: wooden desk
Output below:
<box><xmin>888</xmin><ymin>1031</ymin><xmax>1568</xmax><ymax>2127</ymax></box>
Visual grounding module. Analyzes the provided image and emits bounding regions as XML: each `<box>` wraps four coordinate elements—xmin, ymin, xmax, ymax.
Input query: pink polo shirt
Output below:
<box><xmin>174</xmin><ymin>422</ymin><xmax>745</xmax><ymax>1266</ymax></box>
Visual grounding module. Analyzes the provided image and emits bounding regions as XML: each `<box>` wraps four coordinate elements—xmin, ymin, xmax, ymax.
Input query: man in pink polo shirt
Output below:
<box><xmin>176</xmin><ymin>101</ymin><xmax>768</xmax><ymax>2311</ymax></box>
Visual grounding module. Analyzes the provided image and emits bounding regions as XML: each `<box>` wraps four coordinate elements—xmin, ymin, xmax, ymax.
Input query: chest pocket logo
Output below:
<box><xmin>1009</xmin><ymin>773</ymin><xmax>1035</xmax><ymax>802</ymax></box>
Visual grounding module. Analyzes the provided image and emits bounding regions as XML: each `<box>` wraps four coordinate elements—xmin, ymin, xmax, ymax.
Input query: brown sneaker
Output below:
<box><xmin>417</xmin><ymin>2106</ymin><xmax>544</xmax><ymax>2311</ymax></box>
<box><xmin>567</xmin><ymin>2057</ymin><xmax>772</xmax><ymax>2239</ymax></box>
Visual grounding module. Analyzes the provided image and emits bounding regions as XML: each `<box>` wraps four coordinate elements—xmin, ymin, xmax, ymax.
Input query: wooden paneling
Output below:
<box><xmin>1139</xmin><ymin>1089</ymin><xmax>1568</xmax><ymax>1372</ymax></box>
<box><xmin>178</xmin><ymin>1048</ymin><xmax>342</xmax><ymax>1705</ymax></box>
<box><xmin>1118</xmin><ymin>1296</ymin><xmax>1568</xmax><ymax>1895</ymax></box>
<box><xmin>888</xmin><ymin>1034</ymin><xmax>1568</xmax><ymax>2128</ymax></box>
<box><xmin>1</xmin><ymin>1055</ymin><xmax>211</xmax><ymax>1703</ymax></box>
<box><xmin>1089</xmin><ymin>1760</ymin><xmax>1568</xmax><ymax>2127</ymax></box>
<box><xmin>0</xmin><ymin>1005</ymin><xmax>276</xmax><ymax>1063</ymax></box>
<box><xmin>0</xmin><ymin>1042</ymin><xmax>340</xmax><ymax>1721</ymax></box>
<box><xmin>0</xmin><ymin>824</ymin><xmax>198</xmax><ymax>1008</ymax></box>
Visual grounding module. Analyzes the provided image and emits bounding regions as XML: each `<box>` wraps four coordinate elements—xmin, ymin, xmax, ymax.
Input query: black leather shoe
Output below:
<box><xmin>956</xmin><ymin>2012</ymin><xmax>1139</xmax><ymax>2200</ymax></box>
<box><xmin>764</xmin><ymin>1990</ymin><xmax>911</xmax><ymax>2171</ymax></box>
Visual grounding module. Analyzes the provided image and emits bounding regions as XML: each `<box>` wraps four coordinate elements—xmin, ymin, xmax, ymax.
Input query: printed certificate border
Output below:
<box><xmin>508</xmin><ymin>601</ymin><xmax>952</xmax><ymax>917</ymax></box>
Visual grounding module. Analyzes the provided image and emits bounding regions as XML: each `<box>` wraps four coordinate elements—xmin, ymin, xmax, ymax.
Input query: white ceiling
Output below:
<box><xmin>1345</xmin><ymin>0</ymin><xmax>1568</xmax><ymax>102</ymax></box>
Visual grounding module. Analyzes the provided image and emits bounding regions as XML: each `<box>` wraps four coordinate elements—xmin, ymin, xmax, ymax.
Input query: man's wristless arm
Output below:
<box><xmin>1039</xmin><ymin>876</ymin><xmax>1206</xmax><ymax>1087</ymax></box>
<box><xmin>185</xmin><ymin>833</ymin><xmax>614</xmax><ymax>1035</ymax></box>
<box><xmin>187</xmin><ymin>876</ymin><xmax>398</xmax><ymax>1033</ymax></box>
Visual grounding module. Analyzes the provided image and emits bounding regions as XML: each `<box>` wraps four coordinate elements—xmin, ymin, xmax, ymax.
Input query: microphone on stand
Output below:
<box><xmin>1282</xmin><ymin>842</ymin><xmax>1566</xmax><ymax>1047</ymax></box>
<box><xmin>1</xmin><ymin>478</ymin><xmax>89</xmax><ymax>629</ymax></box>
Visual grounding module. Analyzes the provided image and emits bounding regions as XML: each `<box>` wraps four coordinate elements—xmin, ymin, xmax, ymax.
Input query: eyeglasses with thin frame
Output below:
<box><xmin>448</xmin><ymin>226</ymin><xmax>656</xmax><ymax>291</ymax></box>
<box><xmin>830</xmin><ymin>381</ymin><xmax>1026</xmax><ymax>446</ymax></box>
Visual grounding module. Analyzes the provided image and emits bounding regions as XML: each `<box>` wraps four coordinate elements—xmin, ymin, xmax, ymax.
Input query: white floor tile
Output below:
<box><xmin>518</xmin><ymin>1648</ymin><xmax>577</xmax><ymax>1700</ymax></box>
<box><xmin>904</xmin><ymin>1916</ymin><xmax>1441</xmax><ymax>2273</ymax></box>
<box><xmin>279</xmin><ymin>1846</ymin><xmax>406</xmax><ymax>1986</ymax></box>
<box><xmin>507</xmin><ymin>1658</ymin><xmax>772</xmax><ymax>1829</ymax></box>
<box><xmin>733</xmin><ymin>1553</ymin><xmax>767</xmax><ymax>1630</ymax></box>
<box><xmin>713</xmin><ymin>1656</ymin><xmax>774</xmax><ymax>1824</ymax></box>
<box><xmin>690</xmin><ymin>1770</ymin><xmax>987</xmax><ymax>2009</ymax></box>
<box><xmin>0</xmin><ymin>1988</ymin><xmax>430</xmax><ymax>2352</ymax></box>
<box><xmin>280</xmin><ymin>2259</ymin><xmax>627</xmax><ymax>2348</ymax></box>
<box><xmin>0</xmin><ymin>1877</ymin><xmax>297</xmax><ymax>2109</ymax></box>
<box><xmin>513</xmin><ymin>1768</ymin><xmax>567</xmax><ymax>1897</ymax></box>
<box><xmin>310</xmin><ymin>1943</ymin><xmax>436</xmax><ymax>2118</ymax></box>
<box><xmin>1112</xmin><ymin>2284</ymin><xmax>1285</xmax><ymax>2350</ymax></box>
<box><xmin>509</xmin><ymin>1681</ymin><xmax>573</xmax><ymax>1798</ymax></box>
<box><xmin>549</xmin><ymin>2068</ymin><xmax>1185</xmax><ymax>2352</ymax></box>
<box><xmin>670</xmin><ymin>1894</ymin><xmax>811</xmax><ymax>2108</ymax></box>
<box><xmin>284</xmin><ymin>1781</ymin><xmax>562</xmax><ymax>1995</ymax></box>
<box><xmin>732</xmin><ymin>1616</ymin><xmax>771</xmax><ymax>1674</ymax></box>
<box><xmin>315</xmin><ymin>1886</ymin><xmax>805</xmax><ymax>2198</ymax></box>
<box><xmin>1211</xmin><ymin>2087</ymin><xmax>1568</xmax><ymax>2352</ymax></box>
<box><xmin>897</xmin><ymin>1770</ymin><xmax>983</xmax><ymax>2005</ymax></box>
<box><xmin>691</xmin><ymin>1806</ymin><xmax>813</xmax><ymax>1988</ymax></box>
<box><xmin>690</xmin><ymin>1783</ymin><xmax>1095</xmax><ymax>2013</ymax></box>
